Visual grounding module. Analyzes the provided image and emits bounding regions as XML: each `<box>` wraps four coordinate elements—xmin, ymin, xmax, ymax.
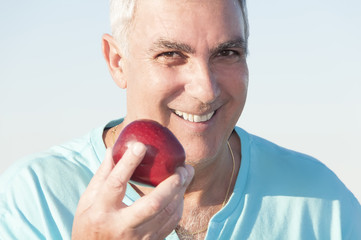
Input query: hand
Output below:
<box><xmin>72</xmin><ymin>142</ymin><xmax>194</xmax><ymax>240</ymax></box>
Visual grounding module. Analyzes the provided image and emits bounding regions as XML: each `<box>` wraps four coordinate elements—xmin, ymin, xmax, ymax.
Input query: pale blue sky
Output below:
<box><xmin>1</xmin><ymin>1</ymin><xmax>360</xmax><ymax>201</ymax></box>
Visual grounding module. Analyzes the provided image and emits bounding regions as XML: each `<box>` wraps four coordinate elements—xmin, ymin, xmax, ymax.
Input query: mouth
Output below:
<box><xmin>173</xmin><ymin>110</ymin><xmax>215</xmax><ymax>123</ymax></box>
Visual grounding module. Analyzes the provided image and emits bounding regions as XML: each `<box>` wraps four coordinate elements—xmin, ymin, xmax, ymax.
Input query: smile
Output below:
<box><xmin>174</xmin><ymin>110</ymin><xmax>215</xmax><ymax>123</ymax></box>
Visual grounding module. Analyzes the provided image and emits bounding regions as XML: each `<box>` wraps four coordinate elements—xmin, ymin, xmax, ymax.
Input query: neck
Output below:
<box><xmin>185</xmin><ymin>134</ymin><xmax>240</xmax><ymax>206</ymax></box>
<box><xmin>177</xmin><ymin>133</ymin><xmax>241</xmax><ymax>238</ymax></box>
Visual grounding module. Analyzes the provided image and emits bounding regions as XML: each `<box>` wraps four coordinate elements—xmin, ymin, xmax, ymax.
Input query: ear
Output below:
<box><xmin>102</xmin><ymin>34</ymin><xmax>127</xmax><ymax>89</ymax></box>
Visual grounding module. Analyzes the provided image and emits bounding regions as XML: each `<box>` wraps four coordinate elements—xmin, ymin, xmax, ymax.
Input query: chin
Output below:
<box><xmin>183</xmin><ymin>142</ymin><xmax>220</xmax><ymax>166</ymax></box>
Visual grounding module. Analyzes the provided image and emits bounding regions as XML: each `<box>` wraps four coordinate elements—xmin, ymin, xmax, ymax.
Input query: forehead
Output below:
<box><xmin>131</xmin><ymin>0</ymin><xmax>245</xmax><ymax>45</ymax></box>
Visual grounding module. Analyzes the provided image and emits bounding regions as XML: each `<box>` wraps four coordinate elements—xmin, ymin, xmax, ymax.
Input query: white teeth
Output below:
<box><xmin>188</xmin><ymin>114</ymin><xmax>194</xmax><ymax>122</ymax></box>
<box><xmin>193</xmin><ymin>115</ymin><xmax>201</xmax><ymax>122</ymax></box>
<box><xmin>174</xmin><ymin>110</ymin><xmax>215</xmax><ymax>123</ymax></box>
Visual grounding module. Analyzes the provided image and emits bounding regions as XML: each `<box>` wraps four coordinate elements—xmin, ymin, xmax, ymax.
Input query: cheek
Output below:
<box><xmin>125</xmin><ymin>63</ymin><xmax>185</xmax><ymax>116</ymax></box>
<box><xmin>221</xmin><ymin>66</ymin><xmax>249</xmax><ymax>122</ymax></box>
<box><xmin>141</xmin><ymin>66</ymin><xmax>187</xmax><ymax>103</ymax></box>
<box><xmin>235</xmin><ymin>75</ymin><xmax>249</xmax><ymax>111</ymax></box>
<box><xmin>238</xmin><ymin>74</ymin><xmax>249</xmax><ymax>99</ymax></box>
<box><xmin>220</xmin><ymin>64</ymin><xmax>249</xmax><ymax>97</ymax></box>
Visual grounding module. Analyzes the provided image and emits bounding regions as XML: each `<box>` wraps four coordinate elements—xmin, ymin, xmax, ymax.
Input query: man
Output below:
<box><xmin>1</xmin><ymin>0</ymin><xmax>360</xmax><ymax>239</ymax></box>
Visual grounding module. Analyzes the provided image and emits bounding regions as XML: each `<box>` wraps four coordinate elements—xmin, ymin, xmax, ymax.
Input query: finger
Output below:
<box><xmin>184</xmin><ymin>164</ymin><xmax>195</xmax><ymax>187</ymax></box>
<box><xmin>125</xmin><ymin>165</ymin><xmax>193</xmax><ymax>237</ymax></box>
<box><xmin>134</xmin><ymin>192</ymin><xmax>185</xmax><ymax>240</ymax></box>
<box><xmin>97</xmin><ymin>142</ymin><xmax>146</xmax><ymax>209</ymax></box>
<box><xmin>149</xmin><ymin>164</ymin><xmax>194</xmax><ymax>233</ymax></box>
<box><xmin>156</xmin><ymin>197</ymin><xmax>185</xmax><ymax>239</ymax></box>
<box><xmin>142</xmin><ymin>174</ymin><xmax>189</xmax><ymax>238</ymax></box>
<box><xmin>126</xmin><ymin>165</ymin><xmax>194</xmax><ymax>226</ymax></box>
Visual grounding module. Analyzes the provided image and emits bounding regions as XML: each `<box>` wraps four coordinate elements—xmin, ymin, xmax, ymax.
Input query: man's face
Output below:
<box><xmin>120</xmin><ymin>0</ymin><xmax>248</xmax><ymax>164</ymax></box>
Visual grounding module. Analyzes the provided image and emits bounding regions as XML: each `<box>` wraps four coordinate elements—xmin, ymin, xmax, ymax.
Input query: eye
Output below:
<box><xmin>212</xmin><ymin>49</ymin><xmax>244</xmax><ymax>64</ymax></box>
<box><xmin>216</xmin><ymin>50</ymin><xmax>239</xmax><ymax>57</ymax></box>
<box><xmin>155</xmin><ymin>51</ymin><xmax>187</xmax><ymax>66</ymax></box>
<box><xmin>157</xmin><ymin>51</ymin><xmax>183</xmax><ymax>58</ymax></box>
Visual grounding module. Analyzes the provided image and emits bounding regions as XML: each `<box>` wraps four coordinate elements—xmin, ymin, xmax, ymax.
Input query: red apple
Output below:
<box><xmin>112</xmin><ymin>119</ymin><xmax>186</xmax><ymax>187</ymax></box>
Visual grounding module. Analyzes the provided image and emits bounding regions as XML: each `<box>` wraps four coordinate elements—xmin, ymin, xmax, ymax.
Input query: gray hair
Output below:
<box><xmin>109</xmin><ymin>0</ymin><xmax>249</xmax><ymax>55</ymax></box>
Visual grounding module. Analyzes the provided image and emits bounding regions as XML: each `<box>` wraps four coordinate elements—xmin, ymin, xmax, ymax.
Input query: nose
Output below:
<box><xmin>184</xmin><ymin>61</ymin><xmax>220</xmax><ymax>104</ymax></box>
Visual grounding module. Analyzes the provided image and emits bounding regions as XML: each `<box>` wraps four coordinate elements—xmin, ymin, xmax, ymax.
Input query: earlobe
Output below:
<box><xmin>102</xmin><ymin>34</ymin><xmax>127</xmax><ymax>89</ymax></box>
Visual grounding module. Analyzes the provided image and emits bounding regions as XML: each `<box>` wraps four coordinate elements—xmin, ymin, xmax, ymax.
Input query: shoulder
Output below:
<box><xmin>232</xmin><ymin>127</ymin><xmax>361</xmax><ymax>238</ymax></box>
<box><xmin>2</xmin><ymin>133</ymin><xmax>95</xmax><ymax>186</ymax></box>
<box><xmin>2</xmin><ymin>129</ymin><xmax>107</xmax><ymax>200</ymax></box>
<box><xmin>234</xmin><ymin>127</ymin><xmax>357</xmax><ymax>201</ymax></box>
<box><xmin>0</xmin><ymin>134</ymin><xmax>96</xmax><ymax>207</ymax></box>
<box><xmin>0</xmin><ymin>132</ymin><xmax>101</xmax><ymax>239</ymax></box>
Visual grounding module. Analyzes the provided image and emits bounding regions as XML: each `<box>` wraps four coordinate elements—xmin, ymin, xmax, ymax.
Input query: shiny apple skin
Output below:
<box><xmin>112</xmin><ymin>119</ymin><xmax>186</xmax><ymax>187</ymax></box>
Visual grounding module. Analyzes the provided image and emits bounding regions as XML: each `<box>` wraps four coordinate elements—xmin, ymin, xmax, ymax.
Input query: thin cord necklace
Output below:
<box><xmin>187</xmin><ymin>140</ymin><xmax>236</xmax><ymax>236</ymax></box>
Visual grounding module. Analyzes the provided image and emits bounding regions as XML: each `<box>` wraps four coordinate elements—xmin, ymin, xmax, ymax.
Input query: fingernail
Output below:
<box><xmin>179</xmin><ymin>167</ymin><xmax>188</xmax><ymax>185</ymax></box>
<box><xmin>131</xmin><ymin>142</ymin><xmax>145</xmax><ymax>157</ymax></box>
<box><xmin>186</xmin><ymin>165</ymin><xmax>195</xmax><ymax>180</ymax></box>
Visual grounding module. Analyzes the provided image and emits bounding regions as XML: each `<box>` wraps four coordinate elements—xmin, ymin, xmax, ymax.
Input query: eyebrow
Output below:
<box><xmin>149</xmin><ymin>38</ymin><xmax>195</xmax><ymax>54</ymax></box>
<box><xmin>210</xmin><ymin>37</ymin><xmax>248</xmax><ymax>55</ymax></box>
<box><xmin>149</xmin><ymin>37</ymin><xmax>247</xmax><ymax>55</ymax></box>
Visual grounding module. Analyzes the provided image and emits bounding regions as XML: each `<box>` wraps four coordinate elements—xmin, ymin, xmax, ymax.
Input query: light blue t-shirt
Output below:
<box><xmin>1</xmin><ymin>119</ymin><xmax>360</xmax><ymax>239</ymax></box>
